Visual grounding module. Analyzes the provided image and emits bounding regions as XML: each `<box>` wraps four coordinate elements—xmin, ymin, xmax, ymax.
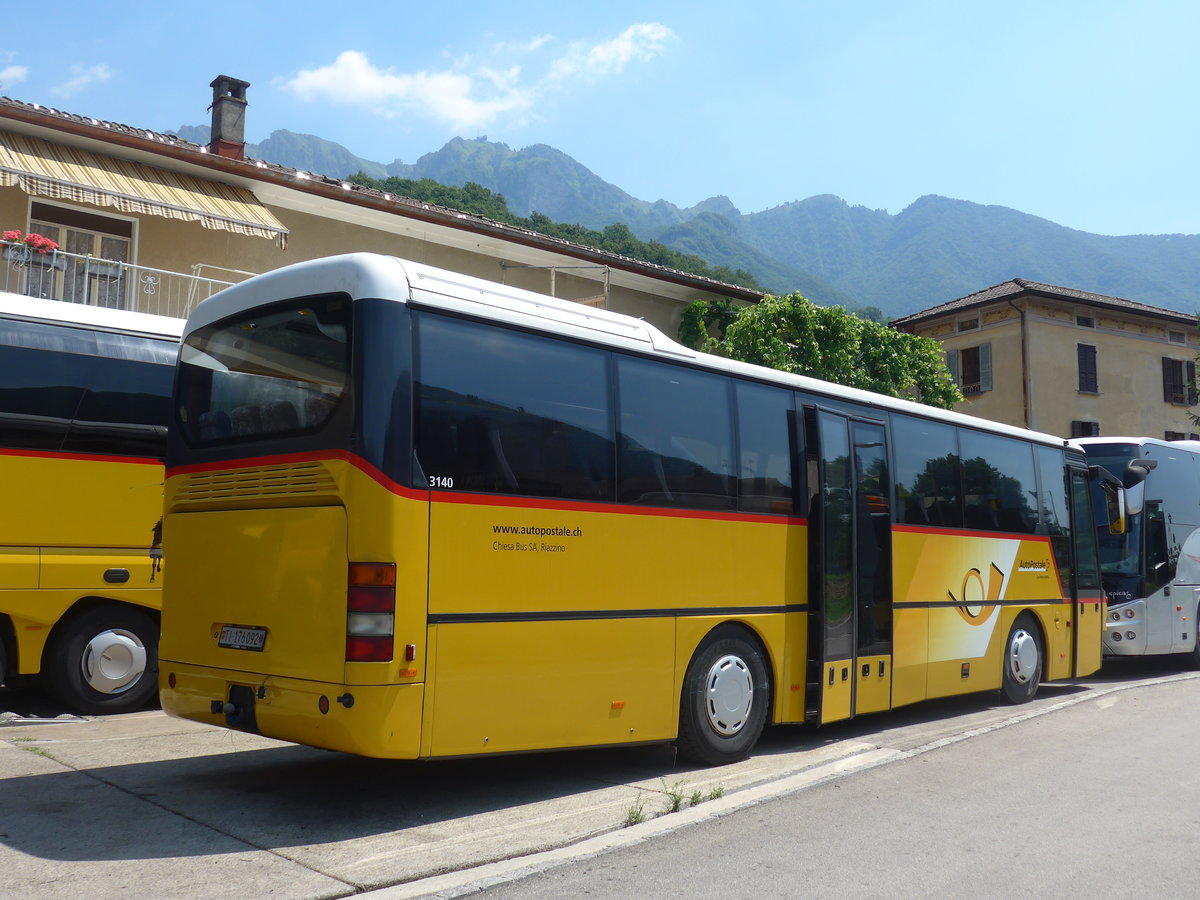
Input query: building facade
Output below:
<box><xmin>892</xmin><ymin>279</ymin><xmax>1200</xmax><ymax>440</ymax></box>
<box><xmin>0</xmin><ymin>77</ymin><xmax>761</xmax><ymax>331</ymax></box>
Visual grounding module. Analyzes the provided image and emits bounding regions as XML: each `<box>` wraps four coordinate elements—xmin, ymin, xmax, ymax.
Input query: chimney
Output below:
<box><xmin>208</xmin><ymin>75</ymin><xmax>250</xmax><ymax>160</ymax></box>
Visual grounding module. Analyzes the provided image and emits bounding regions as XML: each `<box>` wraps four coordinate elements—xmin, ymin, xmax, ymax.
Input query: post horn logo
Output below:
<box><xmin>948</xmin><ymin>563</ymin><xmax>1005</xmax><ymax>624</ymax></box>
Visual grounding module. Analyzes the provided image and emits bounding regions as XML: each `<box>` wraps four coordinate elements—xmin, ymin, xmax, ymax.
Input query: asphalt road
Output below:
<box><xmin>471</xmin><ymin>661</ymin><xmax>1200</xmax><ymax>899</ymax></box>
<box><xmin>1</xmin><ymin>656</ymin><xmax>1195</xmax><ymax>899</ymax></box>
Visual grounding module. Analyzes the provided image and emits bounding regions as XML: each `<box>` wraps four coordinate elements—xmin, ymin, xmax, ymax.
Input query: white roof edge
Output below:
<box><xmin>0</xmin><ymin>290</ymin><xmax>184</xmax><ymax>337</ymax></box>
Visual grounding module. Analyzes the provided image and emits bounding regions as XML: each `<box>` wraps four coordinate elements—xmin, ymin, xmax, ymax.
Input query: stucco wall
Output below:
<box><xmin>910</xmin><ymin>297</ymin><xmax>1200</xmax><ymax>441</ymax></box>
<box><xmin>1</xmin><ymin>184</ymin><xmax>700</xmax><ymax>338</ymax></box>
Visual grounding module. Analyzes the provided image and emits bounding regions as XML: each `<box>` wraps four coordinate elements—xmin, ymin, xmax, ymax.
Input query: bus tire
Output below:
<box><xmin>45</xmin><ymin>606</ymin><xmax>159</xmax><ymax>715</ymax></box>
<box><xmin>1001</xmin><ymin>613</ymin><xmax>1042</xmax><ymax>704</ymax></box>
<box><xmin>676</xmin><ymin>626</ymin><xmax>770</xmax><ymax>766</ymax></box>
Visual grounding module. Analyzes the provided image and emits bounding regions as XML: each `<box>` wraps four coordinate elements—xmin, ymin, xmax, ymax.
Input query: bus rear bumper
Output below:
<box><xmin>159</xmin><ymin>661</ymin><xmax>424</xmax><ymax>758</ymax></box>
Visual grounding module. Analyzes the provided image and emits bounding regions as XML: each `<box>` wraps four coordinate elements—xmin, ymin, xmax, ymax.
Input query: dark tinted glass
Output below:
<box><xmin>892</xmin><ymin>415</ymin><xmax>961</xmax><ymax>528</ymax></box>
<box><xmin>854</xmin><ymin>421</ymin><xmax>892</xmax><ymax>657</ymax></box>
<box><xmin>617</xmin><ymin>357</ymin><xmax>734</xmax><ymax>509</ymax></box>
<box><xmin>1035</xmin><ymin>446</ymin><xmax>1072</xmax><ymax>579</ymax></box>
<box><xmin>63</xmin><ymin>355</ymin><xmax>172</xmax><ymax>456</ymax></box>
<box><xmin>734</xmin><ymin>380</ymin><xmax>795</xmax><ymax>515</ymax></box>
<box><xmin>177</xmin><ymin>295</ymin><xmax>351</xmax><ymax>445</ymax></box>
<box><xmin>415</xmin><ymin>313</ymin><xmax>614</xmax><ymax>500</ymax></box>
<box><xmin>0</xmin><ymin>345</ymin><xmax>86</xmax><ymax>450</ymax></box>
<box><xmin>1071</xmin><ymin>469</ymin><xmax>1102</xmax><ymax>590</ymax></box>
<box><xmin>960</xmin><ymin>431</ymin><xmax>1038</xmax><ymax>534</ymax></box>
<box><xmin>0</xmin><ymin>320</ymin><xmax>174</xmax><ymax>457</ymax></box>
<box><xmin>820</xmin><ymin>412</ymin><xmax>854</xmax><ymax>660</ymax></box>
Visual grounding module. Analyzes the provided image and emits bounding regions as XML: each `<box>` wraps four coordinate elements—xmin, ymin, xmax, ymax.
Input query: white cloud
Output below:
<box><xmin>549</xmin><ymin>23</ymin><xmax>676</xmax><ymax>83</ymax></box>
<box><xmin>279</xmin><ymin>23</ymin><xmax>675</xmax><ymax>132</ymax></box>
<box><xmin>0</xmin><ymin>64</ymin><xmax>29</xmax><ymax>90</ymax></box>
<box><xmin>281</xmin><ymin>50</ymin><xmax>531</xmax><ymax>131</ymax></box>
<box><xmin>51</xmin><ymin>64</ymin><xmax>111</xmax><ymax>99</ymax></box>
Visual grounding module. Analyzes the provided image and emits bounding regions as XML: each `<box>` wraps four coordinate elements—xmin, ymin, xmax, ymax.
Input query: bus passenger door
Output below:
<box><xmin>1069</xmin><ymin>465</ymin><xmax>1105</xmax><ymax>675</ymax></box>
<box><xmin>809</xmin><ymin>410</ymin><xmax>894</xmax><ymax>724</ymax></box>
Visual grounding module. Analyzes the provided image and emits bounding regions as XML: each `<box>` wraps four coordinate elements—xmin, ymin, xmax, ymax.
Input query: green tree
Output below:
<box><xmin>682</xmin><ymin>294</ymin><xmax>961</xmax><ymax>410</ymax></box>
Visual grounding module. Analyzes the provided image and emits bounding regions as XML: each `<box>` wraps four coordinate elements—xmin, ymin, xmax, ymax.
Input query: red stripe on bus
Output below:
<box><xmin>168</xmin><ymin>449</ymin><xmax>357</xmax><ymax>476</ymax></box>
<box><xmin>1</xmin><ymin>448</ymin><xmax>163</xmax><ymax>466</ymax></box>
<box><xmin>169</xmin><ymin>450</ymin><xmax>806</xmax><ymax>525</ymax></box>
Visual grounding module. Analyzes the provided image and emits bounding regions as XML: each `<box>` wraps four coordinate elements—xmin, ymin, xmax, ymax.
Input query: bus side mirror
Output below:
<box><xmin>1124</xmin><ymin>481</ymin><xmax>1145</xmax><ymax>518</ymax></box>
<box><xmin>1123</xmin><ymin>458</ymin><xmax>1155</xmax><ymax>517</ymax></box>
<box><xmin>1089</xmin><ymin>465</ymin><xmax>1126</xmax><ymax>534</ymax></box>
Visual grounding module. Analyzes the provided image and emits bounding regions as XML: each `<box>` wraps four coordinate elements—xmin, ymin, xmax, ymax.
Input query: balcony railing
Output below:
<box><xmin>1</xmin><ymin>240</ymin><xmax>242</xmax><ymax>319</ymax></box>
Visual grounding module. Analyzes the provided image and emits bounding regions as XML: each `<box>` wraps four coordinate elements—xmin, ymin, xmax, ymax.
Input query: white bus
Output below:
<box><xmin>1077</xmin><ymin>436</ymin><xmax>1200</xmax><ymax>664</ymax></box>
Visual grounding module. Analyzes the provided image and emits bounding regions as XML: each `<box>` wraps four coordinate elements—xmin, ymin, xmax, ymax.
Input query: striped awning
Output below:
<box><xmin>0</xmin><ymin>129</ymin><xmax>288</xmax><ymax>244</ymax></box>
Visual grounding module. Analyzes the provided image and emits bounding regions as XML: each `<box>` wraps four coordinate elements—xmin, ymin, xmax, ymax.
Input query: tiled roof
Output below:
<box><xmin>891</xmin><ymin>278</ymin><xmax>1198</xmax><ymax>327</ymax></box>
<box><xmin>0</xmin><ymin>95</ymin><xmax>763</xmax><ymax>302</ymax></box>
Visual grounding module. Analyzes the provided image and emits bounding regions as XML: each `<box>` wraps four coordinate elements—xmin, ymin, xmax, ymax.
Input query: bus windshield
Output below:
<box><xmin>176</xmin><ymin>295</ymin><xmax>351</xmax><ymax>445</ymax></box>
<box><xmin>1085</xmin><ymin>445</ymin><xmax>1145</xmax><ymax>602</ymax></box>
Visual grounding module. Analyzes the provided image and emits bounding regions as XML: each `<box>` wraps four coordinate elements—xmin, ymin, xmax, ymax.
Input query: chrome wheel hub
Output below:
<box><xmin>81</xmin><ymin>629</ymin><xmax>147</xmax><ymax>695</ymax></box>
<box><xmin>704</xmin><ymin>654</ymin><xmax>754</xmax><ymax>736</ymax></box>
<box><xmin>1008</xmin><ymin>629</ymin><xmax>1039</xmax><ymax>685</ymax></box>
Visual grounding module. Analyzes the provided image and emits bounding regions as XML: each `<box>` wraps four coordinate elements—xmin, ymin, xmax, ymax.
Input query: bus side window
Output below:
<box><xmin>1145</xmin><ymin>501</ymin><xmax>1174</xmax><ymax>589</ymax></box>
<box><xmin>414</xmin><ymin>313</ymin><xmax>614</xmax><ymax>501</ymax></box>
<box><xmin>616</xmin><ymin>356</ymin><xmax>735</xmax><ymax>511</ymax></box>
<box><xmin>734</xmin><ymin>380</ymin><xmax>795</xmax><ymax>515</ymax></box>
<box><xmin>892</xmin><ymin>415</ymin><xmax>961</xmax><ymax>529</ymax></box>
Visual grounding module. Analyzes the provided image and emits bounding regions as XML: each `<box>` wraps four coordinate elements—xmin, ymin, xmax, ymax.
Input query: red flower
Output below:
<box><xmin>2</xmin><ymin>229</ymin><xmax>22</xmax><ymax>242</ymax></box>
<box><xmin>22</xmin><ymin>233</ymin><xmax>58</xmax><ymax>254</ymax></box>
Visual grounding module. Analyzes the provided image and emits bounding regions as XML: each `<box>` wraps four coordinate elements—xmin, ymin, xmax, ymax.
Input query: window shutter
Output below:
<box><xmin>979</xmin><ymin>343</ymin><xmax>992</xmax><ymax>392</ymax></box>
<box><xmin>1164</xmin><ymin>357</ymin><xmax>1178</xmax><ymax>403</ymax></box>
<box><xmin>1189</xmin><ymin>361</ymin><xmax>1197</xmax><ymax>404</ymax></box>
<box><xmin>1077</xmin><ymin>344</ymin><xmax>1098</xmax><ymax>393</ymax></box>
<box><xmin>946</xmin><ymin>349</ymin><xmax>959</xmax><ymax>386</ymax></box>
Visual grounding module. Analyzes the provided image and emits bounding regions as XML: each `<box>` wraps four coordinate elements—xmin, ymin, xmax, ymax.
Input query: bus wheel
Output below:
<box><xmin>46</xmin><ymin>607</ymin><xmax>159</xmax><ymax>715</ymax></box>
<box><xmin>677</xmin><ymin>626</ymin><xmax>769</xmax><ymax>766</ymax></box>
<box><xmin>1001</xmin><ymin>614</ymin><xmax>1042</xmax><ymax>704</ymax></box>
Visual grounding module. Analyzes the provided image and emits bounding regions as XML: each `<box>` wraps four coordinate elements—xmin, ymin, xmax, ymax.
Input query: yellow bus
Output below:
<box><xmin>0</xmin><ymin>292</ymin><xmax>181</xmax><ymax>714</ymax></box>
<box><xmin>159</xmin><ymin>253</ymin><xmax>1115</xmax><ymax>764</ymax></box>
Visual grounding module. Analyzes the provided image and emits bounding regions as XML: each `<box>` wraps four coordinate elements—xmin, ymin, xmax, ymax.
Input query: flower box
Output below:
<box><xmin>4</xmin><ymin>244</ymin><xmax>66</xmax><ymax>270</ymax></box>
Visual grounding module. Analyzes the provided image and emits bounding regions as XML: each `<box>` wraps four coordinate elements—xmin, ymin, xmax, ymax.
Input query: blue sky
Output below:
<box><xmin>2</xmin><ymin>1</ymin><xmax>1196</xmax><ymax>236</ymax></box>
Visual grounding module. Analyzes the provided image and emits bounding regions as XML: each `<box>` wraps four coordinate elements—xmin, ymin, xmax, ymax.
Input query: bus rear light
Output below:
<box><xmin>350</xmin><ymin>562</ymin><xmax>396</xmax><ymax>587</ymax></box>
<box><xmin>347</xmin><ymin>635</ymin><xmax>393</xmax><ymax>661</ymax></box>
<box><xmin>348</xmin><ymin>611</ymin><xmax>394</xmax><ymax>635</ymax></box>
<box><xmin>347</xmin><ymin>562</ymin><xmax>395</xmax><ymax>662</ymax></box>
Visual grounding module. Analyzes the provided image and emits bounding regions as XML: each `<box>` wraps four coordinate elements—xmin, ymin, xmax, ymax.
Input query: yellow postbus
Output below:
<box><xmin>159</xmin><ymin>253</ymin><xmax>1114</xmax><ymax>764</ymax></box>
<box><xmin>0</xmin><ymin>292</ymin><xmax>181</xmax><ymax>713</ymax></box>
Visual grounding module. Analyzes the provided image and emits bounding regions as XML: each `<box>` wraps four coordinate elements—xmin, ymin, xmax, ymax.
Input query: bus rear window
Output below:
<box><xmin>176</xmin><ymin>295</ymin><xmax>350</xmax><ymax>445</ymax></box>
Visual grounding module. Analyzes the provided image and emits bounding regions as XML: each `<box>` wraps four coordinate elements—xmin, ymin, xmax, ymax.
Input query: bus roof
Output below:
<box><xmin>187</xmin><ymin>252</ymin><xmax>1071</xmax><ymax>450</ymax></box>
<box><xmin>0</xmin><ymin>290</ymin><xmax>184</xmax><ymax>339</ymax></box>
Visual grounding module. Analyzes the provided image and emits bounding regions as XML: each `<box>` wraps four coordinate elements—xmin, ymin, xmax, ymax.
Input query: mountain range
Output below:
<box><xmin>174</xmin><ymin>125</ymin><xmax>1200</xmax><ymax>319</ymax></box>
